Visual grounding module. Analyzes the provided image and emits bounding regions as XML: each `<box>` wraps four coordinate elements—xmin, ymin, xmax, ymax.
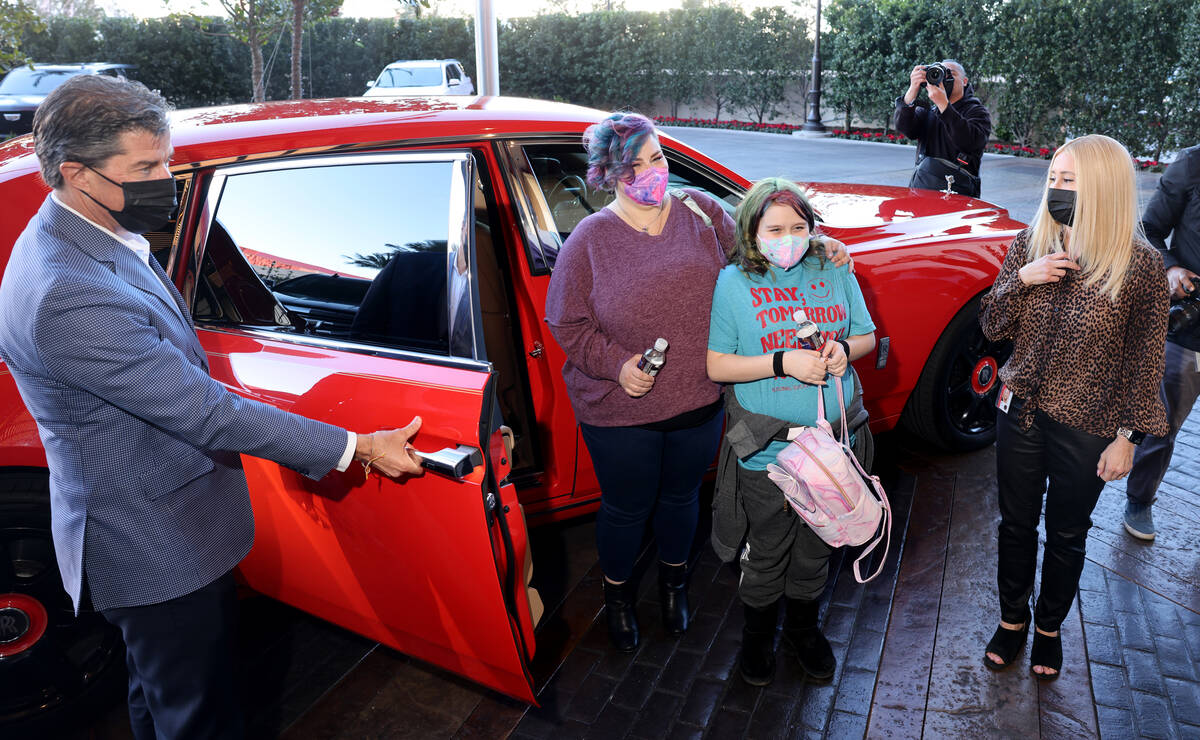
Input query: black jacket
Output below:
<box><xmin>1144</xmin><ymin>144</ymin><xmax>1200</xmax><ymax>351</ymax></box>
<box><xmin>893</xmin><ymin>88</ymin><xmax>992</xmax><ymax>177</ymax></box>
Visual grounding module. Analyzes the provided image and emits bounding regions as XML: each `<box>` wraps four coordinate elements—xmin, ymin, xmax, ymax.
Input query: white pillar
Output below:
<box><xmin>475</xmin><ymin>0</ymin><xmax>499</xmax><ymax>96</ymax></box>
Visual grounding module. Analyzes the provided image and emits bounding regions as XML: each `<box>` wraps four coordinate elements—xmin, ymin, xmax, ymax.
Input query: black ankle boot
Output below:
<box><xmin>783</xmin><ymin>597</ymin><xmax>835</xmax><ymax>680</ymax></box>
<box><xmin>658</xmin><ymin>562</ymin><xmax>690</xmax><ymax>636</ymax></box>
<box><xmin>740</xmin><ymin>600</ymin><xmax>780</xmax><ymax>686</ymax></box>
<box><xmin>603</xmin><ymin>579</ymin><xmax>640</xmax><ymax>652</ymax></box>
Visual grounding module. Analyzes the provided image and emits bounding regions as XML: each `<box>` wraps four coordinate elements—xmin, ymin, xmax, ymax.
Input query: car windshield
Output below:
<box><xmin>0</xmin><ymin>68</ymin><xmax>79</xmax><ymax>95</ymax></box>
<box><xmin>377</xmin><ymin>66</ymin><xmax>444</xmax><ymax>88</ymax></box>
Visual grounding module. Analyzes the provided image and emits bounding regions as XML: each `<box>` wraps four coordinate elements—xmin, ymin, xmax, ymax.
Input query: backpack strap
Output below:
<box><xmin>830</xmin><ymin>374</ymin><xmax>893</xmax><ymax>584</ymax></box>
<box><xmin>668</xmin><ymin>188</ymin><xmax>712</xmax><ymax>228</ymax></box>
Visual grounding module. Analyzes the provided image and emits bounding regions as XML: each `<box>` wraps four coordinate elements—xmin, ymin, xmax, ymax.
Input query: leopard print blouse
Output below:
<box><xmin>980</xmin><ymin>229</ymin><xmax>1170</xmax><ymax>438</ymax></box>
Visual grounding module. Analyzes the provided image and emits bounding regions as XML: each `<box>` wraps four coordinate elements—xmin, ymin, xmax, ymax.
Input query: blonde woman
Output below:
<box><xmin>979</xmin><ymin>134</ymin><xmax>1169</xmax><ymax>679</ymax></box>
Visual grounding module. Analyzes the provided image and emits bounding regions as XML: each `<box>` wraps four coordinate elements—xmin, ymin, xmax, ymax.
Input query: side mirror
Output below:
<box><xmin>365</xmin><ymin>80</ymin><xmax>375</xmax><ymax>88</ymax></box>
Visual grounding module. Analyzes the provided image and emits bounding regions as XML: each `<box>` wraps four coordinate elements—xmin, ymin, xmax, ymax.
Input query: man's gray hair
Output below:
<box><xmin>33</xmin><ymin>75</ymin><xmax>171</xmax><ymax>190</ymax></box>
<box><xmin>941</xmin><ymin>59</ymin><xmax>967</xmax><ymax>79</ymax></box>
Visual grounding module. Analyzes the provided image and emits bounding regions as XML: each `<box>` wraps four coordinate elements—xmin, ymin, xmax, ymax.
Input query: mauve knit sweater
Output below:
<box><xmin>545</xmin><ymin>189</ymin><xmax>736</xmax><ymax>427</ymax></box>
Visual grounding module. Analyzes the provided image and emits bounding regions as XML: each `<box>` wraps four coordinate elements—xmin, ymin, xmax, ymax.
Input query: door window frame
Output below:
<box><xmin>496</xmin><ymin>138</ymin><xmax>746</xmax><ymax>277</ymax></box>
<box><xmin>186</xmin><ymin>151</ymin><xmax>487</xmax><ymax>368</ymax></box>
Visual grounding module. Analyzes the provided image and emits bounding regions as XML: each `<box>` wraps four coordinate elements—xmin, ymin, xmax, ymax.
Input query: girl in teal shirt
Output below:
<box><xmin>707</xmin><ymin>177</ymin><xmax>876</xmax><ymax>687</ymax></box>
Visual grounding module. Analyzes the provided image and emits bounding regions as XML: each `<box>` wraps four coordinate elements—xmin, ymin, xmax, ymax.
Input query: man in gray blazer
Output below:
<box><xmin>0</xmin><ymin>75</ymin><xmax>423</xmax><ymax>739</ymax></box>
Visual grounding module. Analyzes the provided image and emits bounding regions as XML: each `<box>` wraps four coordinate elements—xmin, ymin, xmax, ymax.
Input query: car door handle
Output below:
<box><xmin>415</xmin><ymin>445</ymin><xmax>483</xmax><ymax>479</ymax></box>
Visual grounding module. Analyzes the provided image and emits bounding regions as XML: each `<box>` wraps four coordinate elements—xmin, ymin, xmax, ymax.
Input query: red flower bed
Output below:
<box><xmin>653</xmin><ymin>117</ymin><xmax>1166</xmax><ymax>172</ymax></box>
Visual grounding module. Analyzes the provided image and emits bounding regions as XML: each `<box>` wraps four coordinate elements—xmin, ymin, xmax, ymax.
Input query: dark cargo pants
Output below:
<box><xmin>736</xmin><ymin>462</ymin><xmax>833</xmax><ymax>609</ymax></box>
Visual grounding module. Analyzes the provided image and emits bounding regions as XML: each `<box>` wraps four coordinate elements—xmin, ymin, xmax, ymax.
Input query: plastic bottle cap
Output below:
<box><xmin>654</xmin><ymin>338</ymin><xmax>669</xmax><ymax>351</ymax></box>
<box><xmin>792</xmin><ymin>308</ymin><xmax>810</xmax><ymax>323</ymax></box>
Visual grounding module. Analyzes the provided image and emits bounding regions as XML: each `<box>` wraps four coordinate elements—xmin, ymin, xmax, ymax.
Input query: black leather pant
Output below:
<box><xmin>996</xmin><ymin>399</ymin><xmax>1109</xmax><ymax>631</ymax></box>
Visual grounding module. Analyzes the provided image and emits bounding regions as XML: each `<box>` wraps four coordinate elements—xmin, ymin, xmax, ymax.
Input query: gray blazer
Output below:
<box><xmin>0</xmin><ymin>197</ymin><xmax>348</xmax><ymax>611</ymax></box>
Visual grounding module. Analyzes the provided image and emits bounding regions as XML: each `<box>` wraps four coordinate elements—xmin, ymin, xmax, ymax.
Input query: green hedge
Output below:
<box><xmin>11</xmin><ymin>3</ymin><xmax>1200</xmax><ymax>158</ymax></box>
<box><xmin>13</xmin><ymin>9</ymin><xmax>810</xmax><ymax>122</ymax></box>
<box><xmin>824</xmin><ymin>0</ymin><xmax>1199</xmax><ymax>158</ymax></box>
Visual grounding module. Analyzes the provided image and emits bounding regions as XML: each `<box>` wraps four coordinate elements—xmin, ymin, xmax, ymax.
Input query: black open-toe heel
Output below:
<box><xmin>983</xmin><ymin>621</ymin><xmax>1029</xmax><ymax>671</ymax></box>
<box><xmin>1030</xmin><ymin>630</ymin><xmax>1062</xmax><ymax>681</ymax></box>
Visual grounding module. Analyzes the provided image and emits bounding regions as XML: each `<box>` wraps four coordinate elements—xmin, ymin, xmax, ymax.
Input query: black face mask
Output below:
<box><xmin>81</xmin><ymin>166</ymin><xmax>178</xmax><ymax>234</ymax></box>
<box><xmin>1047</xmin><ymin>187</ymin><xmax>1076</xmax><ymax>226</ymax></box>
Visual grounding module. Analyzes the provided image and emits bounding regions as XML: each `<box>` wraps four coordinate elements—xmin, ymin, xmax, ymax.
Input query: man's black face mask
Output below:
<box><xmin>81</xmin><ymin>166</ymin><xmax>178</xmax><ymax>234</ymax></box>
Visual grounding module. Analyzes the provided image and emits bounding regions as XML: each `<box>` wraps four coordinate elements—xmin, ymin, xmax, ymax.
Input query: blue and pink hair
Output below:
<box><xmin>583</xmin><ymin>111</ymin><xmax>658</xmax><ymax>191</ymax></box>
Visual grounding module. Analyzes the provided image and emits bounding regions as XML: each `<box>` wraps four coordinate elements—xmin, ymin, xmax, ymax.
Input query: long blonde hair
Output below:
<box><xmin>1026</xmin><ymin>134</ymin><xmax>1142</xmax><ymax>301</ymax></box>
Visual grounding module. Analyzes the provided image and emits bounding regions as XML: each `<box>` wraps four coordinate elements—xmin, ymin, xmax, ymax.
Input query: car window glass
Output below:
<box><xmin>0</xmin><ymin>68</ymin><xmax>77</xmax><ymax>95</ymax></box>
<box><xmin>196</xmin><ymin>159</ymin><xmax>458</xmax><ymax>356</ymax></box>
<box><xmin>513</xmin><ymin>142</ymin><xmax>741</xmax><ymax>273</ymax></box>
<box><xmin>379</xmin><ymin>66</ymin><xmax>443</xmax><ymax>88</ymax></box>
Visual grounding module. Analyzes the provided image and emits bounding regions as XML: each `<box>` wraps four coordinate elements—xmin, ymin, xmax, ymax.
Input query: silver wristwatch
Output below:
<box><xmin>1117</xmin><ymin>427</ymin><xmax>1144</xmax><ymax>445</ymax></box>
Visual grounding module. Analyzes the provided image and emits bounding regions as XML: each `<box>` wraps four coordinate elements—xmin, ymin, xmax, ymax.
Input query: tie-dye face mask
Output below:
<box><xmin>759</xmin><ymin>234</ymin><xmax>808</xmax><ymax>270</ymax></box>
<box><xmin>621</xmin><ymin>166</ymin><xmax>670</xmax><ymax>206</ymax></box>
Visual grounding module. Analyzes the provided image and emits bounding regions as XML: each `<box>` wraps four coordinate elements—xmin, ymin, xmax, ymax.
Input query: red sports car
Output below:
<box><xmin>0</xmin><ymin>96</ymin><xmax>1022</xmax><ymax>726</ymax></box>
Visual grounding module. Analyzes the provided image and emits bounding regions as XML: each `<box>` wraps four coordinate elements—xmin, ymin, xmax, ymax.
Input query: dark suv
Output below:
<box><xmin>0</xmin><ymin>63</ymin><xmax>135</xmax><ymax>136</ymax></box>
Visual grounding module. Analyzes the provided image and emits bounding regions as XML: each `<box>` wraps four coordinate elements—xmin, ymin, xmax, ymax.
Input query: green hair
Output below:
<box><xmin>732</xmin><ymin>177</ymin><xmax>824</xmax><ymax>277</ymax></box>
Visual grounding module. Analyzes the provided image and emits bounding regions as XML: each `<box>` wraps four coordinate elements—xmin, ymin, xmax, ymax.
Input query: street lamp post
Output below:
<box><xmin>801</xmin><ymin>0</ymin><xmax>827</xmax><ymax>134</ymax></box>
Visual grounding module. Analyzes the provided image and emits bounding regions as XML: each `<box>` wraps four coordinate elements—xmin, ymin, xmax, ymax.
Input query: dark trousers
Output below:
<box><xmin>581</xmin><ymin>408</ymin><xmax>724</xmax><ymax>582</ymax></box>
<box><xmin>736</xmin><ymin>463</ymin><xmax>833</xmax><ymax>608</ymax></box>
<box><xmin>996</xmin><ymin>404</ymin><xmax>1109</xmax><ymax>631</ymax></box>
<box><xmin>1127</xmin><ymin>341</ymin><xmax>1200</xmax><ymax>505</ymax></box>
<box><xmin>100</xmin><ymin>571</ymin><xmax>244</xmax><ymax>740</ymax></box>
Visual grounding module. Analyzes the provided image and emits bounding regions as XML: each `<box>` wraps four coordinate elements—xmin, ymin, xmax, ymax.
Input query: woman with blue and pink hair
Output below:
<box><xmin>545</xmin><ymin>111</ymin><xmax>736</xmax><ymax>651</ymax></box>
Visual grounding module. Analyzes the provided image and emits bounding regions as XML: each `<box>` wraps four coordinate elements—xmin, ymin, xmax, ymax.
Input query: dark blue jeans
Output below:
<box><xmin>1127</xmin><ymin>341</ymin><xmax>1200</xmax><ymax>504</ymax></box>
<box><xmin>581</xmin><ymin>408</ymin><xmax>724</xmax><ymax>582</ymax></box>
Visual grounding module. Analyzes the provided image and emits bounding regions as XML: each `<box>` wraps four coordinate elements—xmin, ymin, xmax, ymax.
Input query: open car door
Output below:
<box><xmin>182</xmin><ymin>151</ymin><xmax>538</xmax><ymax>702</ymax></box>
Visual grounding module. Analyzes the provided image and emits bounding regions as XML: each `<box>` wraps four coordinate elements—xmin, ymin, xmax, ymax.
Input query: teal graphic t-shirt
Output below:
<box><xmin>708</xmin><ymin>257</ymin><xmax>876</xmax><ymax>470</ymax></box>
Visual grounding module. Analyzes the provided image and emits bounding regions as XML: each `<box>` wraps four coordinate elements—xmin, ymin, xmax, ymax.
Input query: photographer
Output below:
<box><xmin>1122</xmin><ymin>144</ymin><xmax>1200</xmax><ymax>542</ymax></box>
<box><xmin>894</xmin><ymin>60</ymin><xmax>991</xmax><ymax>197</ymax></box>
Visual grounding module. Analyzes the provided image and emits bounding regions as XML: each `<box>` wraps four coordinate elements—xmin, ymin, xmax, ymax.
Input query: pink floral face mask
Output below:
<box><xmin>759</xmin><ymin>234</ymin><xmax>808</xmax><ymax>270</ymax></box>
<box><xmin>621</xmin><ymin>166</ymin><xmax>669</xmax><ymax>206</ymax></box>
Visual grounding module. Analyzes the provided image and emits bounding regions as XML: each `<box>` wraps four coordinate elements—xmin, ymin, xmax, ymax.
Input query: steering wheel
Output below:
<box><xmin>547</xmin><ymin>175</ymin><xmax>595</xmax><ymax>214</ymax></box>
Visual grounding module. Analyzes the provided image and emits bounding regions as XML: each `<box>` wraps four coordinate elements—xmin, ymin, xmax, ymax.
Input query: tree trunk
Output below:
<box><xmin>290</xmin><ymin>0</ymin><xmax>304</xmax><ymax>100</ymax></box>
<box><xmin>250</xmin><ymin>26</ymin><xmax>265</xmax><ymax>103</ymax></box>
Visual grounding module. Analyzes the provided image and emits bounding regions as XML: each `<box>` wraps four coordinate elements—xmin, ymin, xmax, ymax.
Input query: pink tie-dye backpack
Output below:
<box><xmin>765</xmin><ymin>379</ymin><xmax>891</xmax><ymax>583</ymax></box>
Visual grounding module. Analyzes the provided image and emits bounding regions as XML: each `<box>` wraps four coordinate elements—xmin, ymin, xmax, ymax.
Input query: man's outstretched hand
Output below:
<box><xmin>356</xmin><ymin>417</ymin><xmax>425</xmax><ymax>478</ymax></box>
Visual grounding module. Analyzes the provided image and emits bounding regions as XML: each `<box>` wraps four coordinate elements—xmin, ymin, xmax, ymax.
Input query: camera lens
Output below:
<box><xmin>925</xmin><ymin>65</ymin><xmax>944</xmax><ymax>85</ymax></box>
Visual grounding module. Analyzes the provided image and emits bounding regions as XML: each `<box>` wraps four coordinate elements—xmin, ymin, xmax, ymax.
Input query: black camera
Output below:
<box><xmin>923</xmin><ymin>63</ymin><xmax>954</xmax><ymax>96</ymax></box>
<box><xmin>1167</xmin><ymin>276</ymin><xmax>1200</xmax><ymax>334</ymax></box>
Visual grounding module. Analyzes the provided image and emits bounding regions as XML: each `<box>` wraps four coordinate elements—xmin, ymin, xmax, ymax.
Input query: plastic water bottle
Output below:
<box><xmin>637</xmin><ymin>338</ymin><xmax>669</xmax><ymax>376</ymax></box>
<box><xmin>793</xmin><ymin>309</ymin><xmax>824</xmax><ymax>351</ymax></box>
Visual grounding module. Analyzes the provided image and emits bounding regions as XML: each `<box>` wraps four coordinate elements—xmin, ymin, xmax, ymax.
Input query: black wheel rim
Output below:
<box><xmin>0</xmin><ymin>523</ymin><xmax>125</xmax><ymax>725</ymax></box>
<box><xmin>944</xmin><ymin>325</ymin><xmax>1013</xmax><ymax>438</ymax></box>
